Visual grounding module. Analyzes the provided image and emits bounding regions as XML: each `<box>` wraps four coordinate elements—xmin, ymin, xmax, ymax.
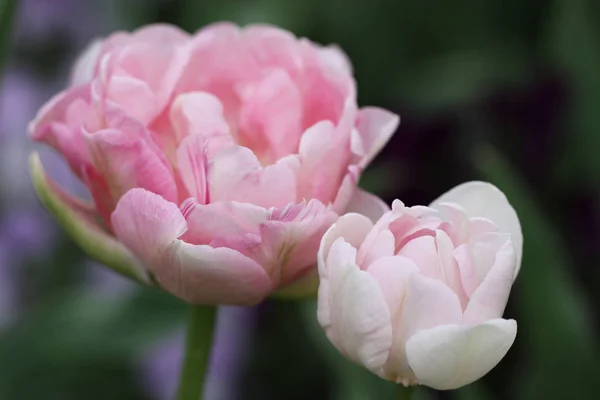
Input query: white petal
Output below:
<box><xmin>430</xmin><ymin>181</ymin><xmax>522</xmax><ymax>277</ymax></box>
<box><xmin>406</xmin><ymin>318</ymin><xmax>517</xmax><ymax>390</ymax></box>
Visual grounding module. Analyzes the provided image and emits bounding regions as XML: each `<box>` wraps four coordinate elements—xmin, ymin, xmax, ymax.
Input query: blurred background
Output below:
<box><xmin>1</xmin><ymin>0</ymin><xmax>600</xmax><ymax>399</ymax></box>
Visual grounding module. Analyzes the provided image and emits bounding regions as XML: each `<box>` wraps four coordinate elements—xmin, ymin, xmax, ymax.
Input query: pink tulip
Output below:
<box><xmin>317</xmin><ymin>181</ymin><xmax>522</xmax><ymax>390</ymax></box>
<box><xmin>28</xmin><ymin>23</ymin><xmax>398</xmax><ymax>304</ymax></box>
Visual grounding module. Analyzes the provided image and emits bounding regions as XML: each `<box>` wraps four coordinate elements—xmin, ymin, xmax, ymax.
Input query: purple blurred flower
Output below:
<box><xmin>139</xmin><ymin>307</ymin><xmax>257</xmax><ymax>400</ymax></box>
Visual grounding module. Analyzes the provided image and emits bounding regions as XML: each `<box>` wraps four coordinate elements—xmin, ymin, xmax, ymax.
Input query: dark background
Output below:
<box><xmin>1</xmin><ymin>0</ymin><xmax>600</xmax><ymax>399</ymax></box>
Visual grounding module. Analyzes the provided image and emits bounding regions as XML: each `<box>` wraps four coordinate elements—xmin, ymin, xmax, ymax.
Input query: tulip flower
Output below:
<box><xmin>317</xmin><ymin>181</ymin><xmax>522</xmax><ymax>390</ymax></box>
<box><xmin>28</xmin><ymin>22</ymin><xmax>398</xmax><ymax>305</ymax></box>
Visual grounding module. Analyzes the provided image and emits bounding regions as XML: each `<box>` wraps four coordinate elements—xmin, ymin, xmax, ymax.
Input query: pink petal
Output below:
<box><xmin>169</xmin><ymin>92</ymin><xmax>231</xmax><ymax>144</ymax></box>
<box><xmin>297</xmin><ymin>120</ymin><xmax>351</xmax><ymax>204</ymax></box>
<box><xmin>406</xmin><ymin>319</ymin><xmax>517</xmax><ymax>390</ymax></box>
<box><xmin>70</xmin><ymin>39</ymin><xmax>103</xmax><ymax>86</ymax></box>
<box><xmin>28</xmin><ymin>85</ymin><xmax>93</xmax><ymax>177</ymax></box>
<box><xmin>105</xmin><ymin>75</ymin><xmax>158</xmax><ymax>125</ymax></box>
<box><xmin>237</xmin><ymin>68</ymin><xmax>303</xmax><ymax>163</ymax></box>
<box><xmin>86</xmin><ymin>126</ymin><xmax>177</xmax><ymax>205</ymax></box>
<box><xmin>353</xmin><ymin>107</ymin><xmax>399</xmax><ymax>167</ymax></box>
<box><xmin>111</xmin><ymin>189</ymin><xmax>272</xmax><ymax>304</ymax></box>
<box><xmin>182</xmin><ymin>200</ymin><xmax>267</xmax><ymax>248</ymax></box>
<box><xmin>257</xmin><ymin>199</ymin><xmax>337</xmax><ymax>285</ymax></box>
<box><xmin>175</xmin><ymin>133</ymin><xmax>233</xmax><ymax>203</ymax></box>
<box><xmin>208</xmin><ymin>145</ymin><xmax>299</xmax><ymax>208</ymax></box>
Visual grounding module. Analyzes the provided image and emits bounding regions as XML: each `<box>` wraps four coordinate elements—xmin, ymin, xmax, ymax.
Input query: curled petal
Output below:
<box><xmin>353</xmin><ymin>107</ymin><xmax>399</xmax><ymax>167</ymax></box>
<box><xmin>406</xmin><ymin>319</ymin><xmax>517</xmax><ymax>390</ymax></box>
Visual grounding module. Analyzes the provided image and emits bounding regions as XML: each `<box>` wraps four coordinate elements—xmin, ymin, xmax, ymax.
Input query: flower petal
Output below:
<box><xmin>209</xmin><ymin>145</ymin><xmax>298</xmax><ymax>208</ymax></box>
<box><xmin>353</xmin><ymin>107</ymin><xmax>399</xmax><ymax>167</ymax></box>
<box><xmin>322</xmin><ymin>238</ymin><xmax>393</xmax><ymax>371</ymax></box>
<box><xmin>430</xmin><ymin>181</ymin><xmax>522</xmax><ymax>276</ymax></box>
<box><xmin>406</xmin><ymin>319</ymin><xmax>517</xmax><ymax>390</ymax></box>
<box><xmin>29</xmin><ymin>152</ymin><xmax>149</xmax><ymax>283</ymax></box>
<box><xmin>344</xmin><ymin>188</ymin><xmax>390</xmax><ymax>223</ymax></box>
<box><xmin>111</xmin><ymin>189</ymin><xmax>272</xmax><ymax>304</ymax></box>
<box><xmin>463</xmin><ymin>238</ymin><xmax>517</xmax><ymax>324</ymax></box>
<box><xmin>317</xmin><ymin>213</ymin><xmax>374</xmax><ymax>273</ymax></box>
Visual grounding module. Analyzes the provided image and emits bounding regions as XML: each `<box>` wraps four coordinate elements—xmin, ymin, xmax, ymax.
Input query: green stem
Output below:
<box><xmin>176</xmin><ymin>305</ymin><xmax>218</xmax><ymax>400</ymax></box>
<box><xmin>395</xmin><ymin>385</ymin><xmax>414</xmax><ymax>400</ymax></box>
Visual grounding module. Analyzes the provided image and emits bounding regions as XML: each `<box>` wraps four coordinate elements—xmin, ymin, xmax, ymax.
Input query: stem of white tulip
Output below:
<box><xmin>176</xmin><ymin>305</ymin><xmax>217</xmax><ymax>400</ymax></box>
<box><xmin>395</xmin><ymin>385</ymin><xmax>414</xmax><ymax>400</ymax></box>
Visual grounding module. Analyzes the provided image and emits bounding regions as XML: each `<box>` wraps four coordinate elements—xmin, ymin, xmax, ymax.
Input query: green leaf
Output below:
<box><xmin>473</xmin><ymin>145</ymin><xmax>600</xmax><ymax>399</ymax></box>
<box><xmin>29</xmin><ymin>152</ymin><xmax>151</xmax><ymax>285</ymax></box>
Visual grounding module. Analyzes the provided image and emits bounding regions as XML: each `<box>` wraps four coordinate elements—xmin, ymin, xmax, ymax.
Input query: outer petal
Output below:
<box><xmin>29</xmin><ymin>153</ymin><xmax>148</xmax><ymax>283</ymax></box>
<box><xmin>111</xmin><ymin>189</ymin><xmax>272</xmax><ymax>304</ymax></box>
<box><xmin>406</xmin><ymin>319</ymin><xmax>517</xmax><ymax>390</ymax></box>
<box><xmin>430</xmin><ymin>181</ymin><xmax>522</xmax><ymax>275</ymax></box>
<box><xmin>344</xmin><ymin>188</ymin><xmax>390</xmax><ymax>223</ymax></box>
<box><xmin>352</xmin><ymin>107</ymin><xmax>400</xmax><ymax>167</ymax></box>
<box><xmin>28</xmin><ymin>85</ymin><xmax>93</xmax><ymax>177</ymax></box>
<box><xmin>322</xmin><ymin>238</ymin><xmax>393</xmax><ymax>371</ymax></box>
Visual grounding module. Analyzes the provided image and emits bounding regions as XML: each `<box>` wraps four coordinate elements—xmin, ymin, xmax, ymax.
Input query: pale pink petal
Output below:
<box><xmin>435</xmin><ymin>229</ymin><xmax>468</xmax><ymax>306</ymax></box>
<box><xmin>463</xmin><ymin>239</ymin><xmax>517</xmax><ymax>324</ymax></box>
<box><xmin>323</xmin><ymin>238</ymin><xmax>392</xmax><ymax>371</ymax></box>
<box><xmin>358</xmin><ymin>229</ymin><xmax>395</xmax><ymax>269</ymax></box>
<box><xmin>317</xmin><ymin>237</ymin><xmax>358</xmax><ymax>330</ymax></box>
<box><xmin>398</xmin><ymin>236</ymin><xmax>441</xmax><ymax>281</ymax></box>
<box><xmin>366</xmin><ymin>256</ymin><xmax>419</xmax><ymax>383</ymax></box>
<box><xmin>353</xmin><ymin>107</ymin><xmax>399</xmax><ymax>167</ymax></box>
<box><xmin>397</xmin><ymin>273</ymin><xmax>463</xmax><ymax>345</ymax></box>
<box><xmin>237</xmin><ymin>68</ymin><xmax>303</xmax><ymax>163</ymax></box>
<box><xmin>406</xmin><ymin>319</ymin><xmax>517</xmax><ymax>390</ymax></box>
<box><xmin>317</xmin><ymin>213</ymin><xmax>374</xmax><ymax>274</ymax></box>
<box><xmin>208</xmin><ymin>145</ymin><xmax>298</xmax><ymax>208</ymax></box>
<box><xmin>430</xmin><ymin>181</ymin><xmax>522</xmax><ymax>275</ymax></box>
<box><xmin>344</xmin><ymin>188</ymin><xmax>390</xmax><ymax>223</ymax></box>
